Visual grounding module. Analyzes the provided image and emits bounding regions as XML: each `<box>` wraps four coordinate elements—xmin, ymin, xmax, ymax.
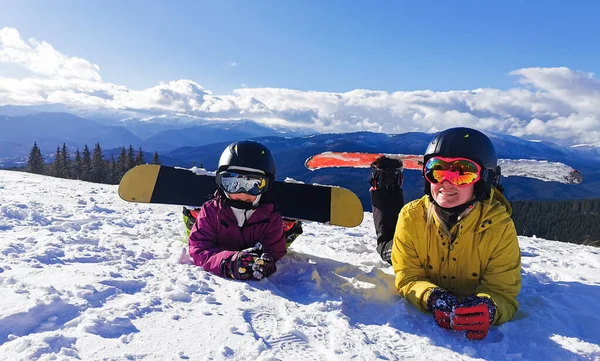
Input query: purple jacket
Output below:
<box><xmin>188</xmin><ymin>196</ymin><xmax>287</xmax><ymax>277</ymax></box>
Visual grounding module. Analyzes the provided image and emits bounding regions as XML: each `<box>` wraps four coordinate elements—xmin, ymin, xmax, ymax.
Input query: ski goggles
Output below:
<box><xmin>216</xmin><ymin>171</ymin><xmax>269</xmax><ymax>196</ymax></box>
<box><xmin>424</xmin><ymin>156</ymin><xmax>482</xmax><ymax>187</ymax></box>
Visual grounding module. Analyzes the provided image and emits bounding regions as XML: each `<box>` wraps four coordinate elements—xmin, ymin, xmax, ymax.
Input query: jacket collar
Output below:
<box><xmin>215</xmin><ymin>196</ymin><xmax>274</xmax><ymax>226</ymax></box>
<box><xmin>425</xmin><ymin>186</ymin><xmax>511</xmax><ymax>234</ymax></box>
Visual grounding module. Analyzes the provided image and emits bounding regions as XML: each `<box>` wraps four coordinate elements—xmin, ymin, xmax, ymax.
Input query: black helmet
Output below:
<box><xmin>423</xmin><ymin>127</ymin><xmax>501</xmax><ymax>200</ymax></box>
<box><xmin>218</xmin><ymin>140</ymin><xmax>276</xmax><ymax>179</ymax></box>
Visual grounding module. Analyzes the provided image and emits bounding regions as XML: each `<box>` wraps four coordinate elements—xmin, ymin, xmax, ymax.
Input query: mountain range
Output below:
<box><xmin>0</xmin><ymin>110</ymin><xmax>314</xmax><ymax>161</ymax></box>
<box><xmin>1</xmin><ymin>109</ymin><xmax>598</xmax><ymax>207</ymax></box>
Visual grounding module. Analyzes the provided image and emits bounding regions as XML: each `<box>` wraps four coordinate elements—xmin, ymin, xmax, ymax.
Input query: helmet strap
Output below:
<box><xmin>474</xmin><ymin>180</ymin><xmax>492</xmax><ymax>201</ymax></box>
<box><xmin>217</xmin><ymin>189</ymin><xmax>261</xmax><ymax>210</ymax></box>
<box><xmin>223</xmin><ymin>197</ymin><xmax>260</xmax><ymax>210</ymax></box>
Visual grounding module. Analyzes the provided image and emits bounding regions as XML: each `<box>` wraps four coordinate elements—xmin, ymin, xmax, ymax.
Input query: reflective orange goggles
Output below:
<box><xmin>424</xmin><ymin>156</ymin><xmax>482</xmax><ymax>187</ymax></box>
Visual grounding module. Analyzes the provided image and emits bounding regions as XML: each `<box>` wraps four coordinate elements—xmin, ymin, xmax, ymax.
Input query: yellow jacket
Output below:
<box><xmin>391</xmin><ymin>188</ymin><xmax>521</xmax><ymax>325</ymax></box>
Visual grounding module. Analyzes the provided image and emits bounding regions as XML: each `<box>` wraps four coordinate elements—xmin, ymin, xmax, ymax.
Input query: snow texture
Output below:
<box><xmin>1</xmin><ymin>170</ymin><xmax>599</xmax><ymax>361</ymax></box>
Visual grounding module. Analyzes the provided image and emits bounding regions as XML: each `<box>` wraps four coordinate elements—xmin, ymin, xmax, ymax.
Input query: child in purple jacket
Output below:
<box><xmin>188</xmin><ymin>140</ymin><xmax>287</xmax><ymax>280</ymax></box>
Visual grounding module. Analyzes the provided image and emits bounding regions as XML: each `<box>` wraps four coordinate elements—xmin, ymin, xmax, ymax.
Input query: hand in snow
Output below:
<box><xmin>427</xmin><ymin>288</ymin><xmax>459</xmax><ymax>329</ymax></box>
<box><xmin>223</xmin><ymin>243</ymin><xmax>275</xmax><ymax>280</ymax></box>
<box><xmin>450</xmin><ymin>296</ymin><xmax>496</xmax><ymax>340</ymax></box>
<box><xmin>224</xmin><ymin>251</ymin><xmax>260</xmax><ymax>280</ymax></box>
<box><xmin>251</xmin><ymin>253</ymin><xmax>276</xmax><ymax>280</ymax></box>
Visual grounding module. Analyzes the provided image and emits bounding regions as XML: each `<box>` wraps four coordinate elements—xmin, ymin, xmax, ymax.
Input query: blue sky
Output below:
<box><xmin>1</xmin><ymin>1</ymin><xmax>599</xmax><ymax>145</ymax></box>
<box><xmin>1</xmin><ymin>1</ymin><xmax>599</xmax><ymax>94</ymax></box>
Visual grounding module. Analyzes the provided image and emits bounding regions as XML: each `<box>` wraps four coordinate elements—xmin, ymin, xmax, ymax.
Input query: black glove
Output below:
<box><xmin>223</xmin><ymin>251</ymin><xmax>260</xmax><ymax>280</ymax></box>
<box><xmin>251</xmin><ymin>253</ymin><xmax>276</xmax><ymax>280</ymax></box>
<box><xmin>222</xmin><ymin>243</ymin><xmax>263</xmax><ymax>280</ymax></box>
<box><xmin>427</xmin><ymin>288</ymin><xmax>459</xmax><ymax>329</ymax></box>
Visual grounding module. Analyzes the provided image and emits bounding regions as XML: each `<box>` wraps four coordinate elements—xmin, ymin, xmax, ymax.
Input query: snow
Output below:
<box><xmin>571</xmin><ymin>144</ymin><xmax>600</xmax><ymax>149</ymax></box>
<box><xmin>187</xmin><ymin>167</ymin><xmax>215</xmax><ymax>176</ymax></box>
<box><xmin>497</xmin><ymin>159</ymin><xmax>582</xmax><ymax>184</ymax></box>
<box><xmin>1</xmin><ymin>170</ymin><xmax>599</xmax><ymax>361</ymax></box>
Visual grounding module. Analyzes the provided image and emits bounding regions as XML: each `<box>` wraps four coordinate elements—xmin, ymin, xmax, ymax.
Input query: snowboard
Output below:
<box><xmin>118</xmin><ymin>164</ymin><xmax>364</xmax><ymax>227</ymax></box>
<box><xmin>305</xmin><ymin>152</ymin><xmax>583</xmax><ymax>185</ymax></box>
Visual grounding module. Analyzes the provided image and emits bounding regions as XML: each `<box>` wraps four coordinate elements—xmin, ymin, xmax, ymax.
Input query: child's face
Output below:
<box><xmin>228</xmin><ymin>193</ymin><xmax>257</xmax><ymax>203</ymax></box>
<box><xmin>431</xmin><ymin>181</ymin><xmax>474</xmax><ymax>208</ymax></box>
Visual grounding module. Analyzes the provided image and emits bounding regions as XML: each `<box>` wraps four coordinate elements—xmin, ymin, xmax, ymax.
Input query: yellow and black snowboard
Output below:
<box><xmin>118</xmin><ymin>164</ymin><xmax>364</xmax><ymax>227</ymax></box>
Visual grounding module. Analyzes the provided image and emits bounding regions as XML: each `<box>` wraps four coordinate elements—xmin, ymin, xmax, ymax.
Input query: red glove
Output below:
<box><xmin>434</xmin><ymin>310</ymin><xmax>451</xmax><ymax>330</ymax></box>
<box><xmin>427</xmin><ymin>288</ymin><xmax>458</xmax><ymax>329</ymax></box>
<box><xmin>450</xmin><ymin>297</ymin><xmax>496</xmax><ymax>340</ymax></box>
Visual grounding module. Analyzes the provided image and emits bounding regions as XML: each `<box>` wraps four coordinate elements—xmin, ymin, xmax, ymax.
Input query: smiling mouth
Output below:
<box><xmin>439</xmin><ymin>190</ymin><xmax>458</xmax><ymax>196</ymax></box>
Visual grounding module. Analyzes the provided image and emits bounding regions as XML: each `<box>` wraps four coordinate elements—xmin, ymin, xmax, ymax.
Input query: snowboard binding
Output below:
<box><xmin>282</xmin><ymin>217</ymin><xmax>303</xmax><ymax>247</ymax></box>
<box><xmin>369</xmin><ymin>156</ymin><xmax>404</xmax><ymax>202</ymax></box>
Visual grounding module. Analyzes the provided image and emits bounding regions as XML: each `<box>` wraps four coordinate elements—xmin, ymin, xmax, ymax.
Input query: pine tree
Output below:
<box><xmin>81</xmin><ymin>145</ymin><xmax>92</xmax><ymax>182</ymax></box>
<box><xmin>61</xmin><ymin>143</ymin><xmax>71</xmax><ymax>178</ymax></box>
<box><xmin>91</xmin><ymin>142</ymin><xmax>106</xmax><ymax>183</ymax></box>
<box><xmin>51</xmin><ymin>146</ymin><xmax>63</xmax><ymax>178</ymax></box>
<box><xmin>152</xmin><ymin>151</ymin><xmax>160</xmax><ymax>165</ymax></box>
<box><xmin>108</xmin><ymin>155</ymin><xmax>118</xmax><ymax>184</ymax></box>
<box><xmin>116</xmin><ymin>146</ymin><xmax>128</xmax><ymax>181</ymax></box>
<box><xmin>135</xmin><ymin>147</ymin><xmax>145</xmax><ymax>166</ymax></box>
<box><xmin>127</xmin><ymin>145</ymin><xmax>135</xmax><ymax>170</ymax></box>
<box><xmin>26</xmin><ymin>142</ymin><xmax>45</xmax><ymax>174</ymax></box>
<box><xmin>74</xmin><ymin>149</ymin><xmax>82</xmax><ymax>180</ymax></box>
<box><xmin>512</xmin><ymin>198</ymin><xmax>600</xmax><ymax>245</ymax></box>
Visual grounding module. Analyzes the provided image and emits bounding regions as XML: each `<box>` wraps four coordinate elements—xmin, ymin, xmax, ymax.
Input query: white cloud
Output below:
<box><xmin>0</xmin><ymin>27</ymin><xmax>599</xmax><ymax>145</ymax></box>
<box><xmin>227</xmin><ymin>61</ymin><xmax>237</xmax><ymax>67</ymax></box>
<box><xmin>0</xmin><ymin>27</ymin><xmax>101</xmax><ymax>81</ymax></box>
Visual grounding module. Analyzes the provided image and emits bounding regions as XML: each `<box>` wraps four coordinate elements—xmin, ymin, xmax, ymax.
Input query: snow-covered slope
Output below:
<box><xmin>1</xmin><ymin>171</ymin><xmax>599</xmax><ymax>361</ymax></box>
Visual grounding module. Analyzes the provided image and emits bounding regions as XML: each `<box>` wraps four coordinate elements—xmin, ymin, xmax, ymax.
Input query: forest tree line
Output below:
<box><xmin>24</xmin><ymin>142</ymin><xmax>160</xmax><ymax>184</ymax></box>
<box><xmin>511</xmin><ymin>198</ymin><xmax>600</xmax><ymax>246</ymax></box>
